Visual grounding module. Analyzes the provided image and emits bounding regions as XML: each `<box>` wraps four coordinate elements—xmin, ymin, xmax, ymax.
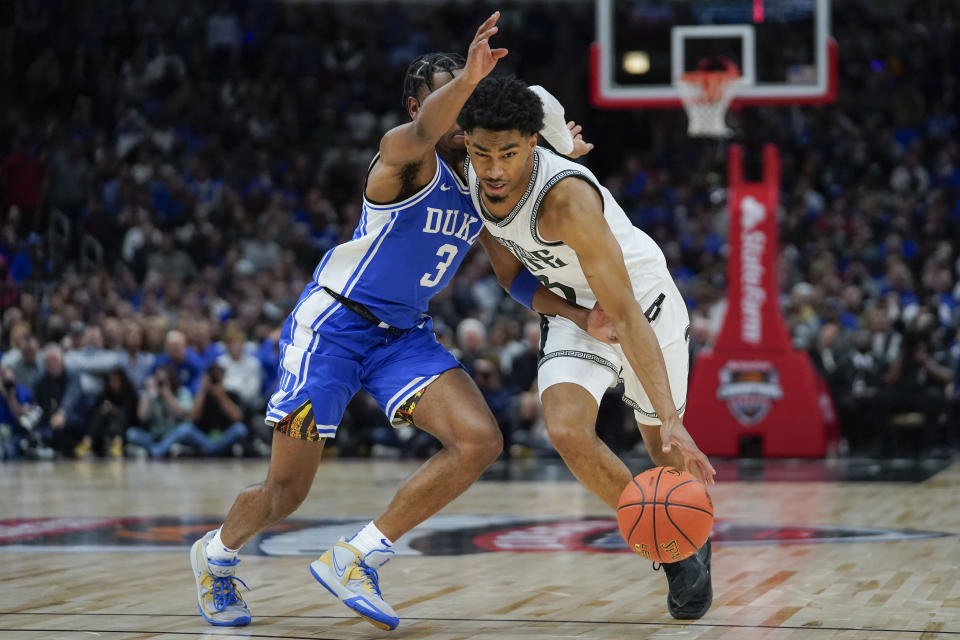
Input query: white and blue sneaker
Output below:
<box><xmin>309</xmin><ymin>537</ymin><xmax>398</xmax><ymax>630</ymax></box>
<box><xmin>190</xmin><ymin>530</ymin><xmax>251</xmax><ymax>626</ymax></box>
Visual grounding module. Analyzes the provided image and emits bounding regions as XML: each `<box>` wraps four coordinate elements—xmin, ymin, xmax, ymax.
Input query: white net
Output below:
<box><xmin>675</xmin><ymin>71</ymin><xmax>743</xmax><ymax>138</ymax></box>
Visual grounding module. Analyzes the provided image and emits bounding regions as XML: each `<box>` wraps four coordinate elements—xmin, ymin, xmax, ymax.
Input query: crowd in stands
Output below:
<box><xmin>1</xmin><ymin>0</ymin><xmax>958</xmax><ymax>461</ymax></box>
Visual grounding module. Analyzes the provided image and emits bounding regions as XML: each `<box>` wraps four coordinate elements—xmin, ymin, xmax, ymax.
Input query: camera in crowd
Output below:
<box><xmin>207</xmin><ymin>365</ymin><xmax>225</xmax><ymax>385</ymax></box>
<box><xmin>1</xmin><ymin>367</ymin><xmax>16</xmax><ymax>392</ymax></box>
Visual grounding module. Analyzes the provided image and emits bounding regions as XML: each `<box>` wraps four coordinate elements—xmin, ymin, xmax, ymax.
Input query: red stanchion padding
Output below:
<box><xmin>686</xmin><ymin>350</ymin><xmax>827</xmax><ymax>457</ymax></box>
<box><xmin>685</xmin><ymin>144</ymin><xmax>828</xmax><ymax>457</ymax></box>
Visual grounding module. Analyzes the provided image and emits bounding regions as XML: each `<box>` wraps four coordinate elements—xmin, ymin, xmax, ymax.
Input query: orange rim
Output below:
<box><xmin>679</xmin><ymin>70</ymin><xmax>740</xmax><ymax>102</ymax></box>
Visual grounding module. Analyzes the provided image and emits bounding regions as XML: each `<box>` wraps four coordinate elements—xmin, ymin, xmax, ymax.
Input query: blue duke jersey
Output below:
<box><xmin>266</xmin><ymin>152</ymin><xmax>480</xmax><ymax>431</ymax></box>
<box><xmin>313</xmin><ymin>152</ymin><xmax>482</xmax><ymax>329</ymax></box>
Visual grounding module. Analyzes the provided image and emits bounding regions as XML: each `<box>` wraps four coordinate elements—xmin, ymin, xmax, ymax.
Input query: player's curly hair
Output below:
<box><xmin>402</xmin><ymin>53</ymin><xmax>466</xmax><ymax>110</ymax></box>
<box><xmin>458</xmin><ymin>76</ymin><xmax>544</xmax><ymax>136</ymax></box>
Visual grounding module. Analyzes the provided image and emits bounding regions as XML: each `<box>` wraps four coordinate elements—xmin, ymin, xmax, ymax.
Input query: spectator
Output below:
<box><xmin>834</xmin><ymin>329</ymin><xmax>887</xmax><ymax>455</ymax></box>
<box><xmin>206</xmin><ymin>1</ymin><xmax>241</xmax><ymax>52</ymax></box>
<box><xmin>948</xmin><ymin>327</ymin><xmax>960</xmax><ymax>452</ymax></box>
<box><xmin>81</xmin><ymin>367</ymin><xmax>138</xmax><ymax>458</ymax></box>
<box><xmin>146</xmin><ymin>233</ymin><xmax>197</xmax><ymax>282</ymax></box>
<box><xmin>0</xmin><ymin>364</ymin><xmax>34</xmax><ymax>459</ymax></box>
<box><xmin>118</xmin><ymin>321</ymin><xmax>155</xmax><ymax>390</ymax></box>
<box><xmin>809</xmin><ymin>323</ymin><xmax>849</xmax><ymax>396</ymax></box>
<box><xmin>512</xmin><ymin>379</ymin><xmax>551</xmax><ymax>457</ymax></box>
<box><xmin>0</xmin><ymin>255</ymin><xmax>17</xmax><ymax>307</ymax></box>
<box><xmin>190</xmin><ymin>318</ymin><xmax>224</xmax><ymax>370</ymax></box>
<box><xmin>455</xmin><ymin>318</ymin><xmax>488</xmax><ymax>373</ymax></box>
<box><xmin>865</xmin><ymin>306</ymin><xmax>901</xmax><ymax>368</ymax></box>
<box><xmin>127</xmin><ymin>365</ymin><xmax>194</xmax><ymax>458</ymax></box>
<box><xmin>504</xmin><ymin>320</ymin><xmax>540</xmax><ymax>393</ymax></box>
<box><xmin>472</xmin><ymin>358</ymin><xmax>514</xmax><ymax>455</ymax></box>
<box><xmin>687</xmin><ymin>315</ymin><xmax>714</xmax><ymax>365</ymax></box>
<box><xmin>33</xmin><ymin>345</ymin><xmax>86</xmax><ymax>458</ymax></box>
<box><xmin>256</xmin><ymin>327</ymin><xmax>281</xmax><ymax>398</ymax></box>
<box><xmin>10</xmin><ymin>335</ymin><xmax>42</xmax><ymax>390</ymax></box>
<box><xmin>63</xmin><ymin>325</ymin><xmax>117</xmax><ymax>401</ymax></box>
<box><xmin>882</xmin><ymin>318</ymin><xmax>953</xmax><ymax>455</ymax></box>
<box><xmin>1</xmin><ymin>320</ymin><xmax>30</xmax><ymax>367</ymax></box>
<box><xmin>101</xmin><ymin>317</ymin><xmax>125</xmax><ymax>352</ymax></box>
<box><xmin>890</xmin><ymin>150</ymin><xmax>931</xmax><ymax>194</ymax></box>
<box><xmin>242</xmin><ymin>226</ymin><xmax>282</xmax><ymax>271</ymax></box>
<box><xmin>187</xmin><ymin>364</ymin><xmax>249</xmax><ymax>456</ymax></box>
<box><xmin>0</xmin><ymin>136</ymin><xmax>44</xmax><ymax>218</ymax></box>
<box><xmin>134</xmin><ymin>365</ymin><xmax>247</xmax><ymax>458</ymax></box>
<box><xmin>218</xmin><ymin>325</ymin><xmax>262</xmax><ymax>411</ymax></box>
<box><xmin>46</xmin><ymin>139</ymin><xmax>89</xmax><ymax>219</ymax></box>
<box><xmin>152</xmin><ymin>329</ymin><xmax>203</xmax><ymax>393</ymax></box>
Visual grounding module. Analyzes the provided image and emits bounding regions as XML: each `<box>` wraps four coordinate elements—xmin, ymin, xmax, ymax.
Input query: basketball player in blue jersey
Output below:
<box><xmin>189</xmin><ymin>13</ymin><xmax>608</xmax><ymax>631</ymax></box>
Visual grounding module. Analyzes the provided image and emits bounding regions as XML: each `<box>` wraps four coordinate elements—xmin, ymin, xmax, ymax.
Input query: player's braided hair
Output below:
<box><xmin>458</xmin><ymin>75</ymin><xmax>544</xmax><ymax>136</ymax></box>
<box><xmin>402</xmin><ymin>52</ymin><xmax>466</xmax><ymax>110</ymax></box>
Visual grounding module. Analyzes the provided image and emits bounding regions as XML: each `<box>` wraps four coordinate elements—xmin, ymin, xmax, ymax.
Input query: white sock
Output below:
<box><xmin>347</xmin><ymin>521</ymin><xmax>393</xmax><ymax>556</ymax></box>
<box><xmin>206</xmin><ymin>527</ymin><xmax>240</xmax><ymax>563</ymax></box>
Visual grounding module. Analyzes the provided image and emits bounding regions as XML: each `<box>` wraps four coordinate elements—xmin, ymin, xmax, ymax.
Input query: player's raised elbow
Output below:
<box><xmin>410</xmin><ymin>119</ymin><xmax>439</xmax><ymax>144</ymax></box>
<box><xmin>378</xmin><ymin>125</ymin><xmax>435</xmax><ymax>166</ymax></box>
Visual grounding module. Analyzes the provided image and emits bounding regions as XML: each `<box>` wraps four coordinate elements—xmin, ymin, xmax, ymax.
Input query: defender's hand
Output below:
<box><xmin>660</xmin><ymin>416</ymin><xmax>716</xmax><ymax>486</ymax></box>
<box><xmin>587</xmin><ymin>302</ymin><xmax>617</xmax><ymax>343</ymax></box>
<box><xmin>566</xmin><ymin>121</ymin><xmax>594</xmax><ymax>159</ymax></box>
<box><xmin>463</xmin><ymin>11</ymin><xmax>508</xmax><ymax>85</ymax></box>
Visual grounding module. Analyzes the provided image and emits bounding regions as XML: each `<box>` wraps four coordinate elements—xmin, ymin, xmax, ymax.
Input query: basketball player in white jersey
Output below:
<box><xmin>459</xmin><ymin>75</ymin><xmax>717</xmax><ymax>619</ymax></box>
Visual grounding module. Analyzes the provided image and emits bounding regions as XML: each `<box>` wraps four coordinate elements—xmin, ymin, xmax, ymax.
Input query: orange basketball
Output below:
<box><xmin>617</xmin><ymin>466</ymin><xmax>713</xmax><ymax>563</ymax></box>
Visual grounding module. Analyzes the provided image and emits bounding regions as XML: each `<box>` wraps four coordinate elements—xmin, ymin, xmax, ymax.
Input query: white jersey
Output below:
<box><xmin>466</xmin><ymin>147</ymin><xmax>671</xmax><ymax>309</ymax></box>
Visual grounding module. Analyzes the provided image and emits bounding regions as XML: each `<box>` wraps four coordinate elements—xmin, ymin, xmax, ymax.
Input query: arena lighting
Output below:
<box><xmin>622</xmin><ymin>51</ymin><xmax>650</xmax><ymax>75</ymax></box>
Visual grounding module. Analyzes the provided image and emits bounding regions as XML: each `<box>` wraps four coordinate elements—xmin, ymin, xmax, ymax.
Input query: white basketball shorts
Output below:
<box><xmin>537</xmin><ymin>279</ymin><xmax>690</xmax><ymax>425</ymax></box>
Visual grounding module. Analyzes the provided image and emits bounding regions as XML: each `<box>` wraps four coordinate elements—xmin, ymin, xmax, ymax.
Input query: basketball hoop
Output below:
<box><xmin>675</xmin><ymin>69</ymin><xmax>743</xmax><ymax>138</ymax></box>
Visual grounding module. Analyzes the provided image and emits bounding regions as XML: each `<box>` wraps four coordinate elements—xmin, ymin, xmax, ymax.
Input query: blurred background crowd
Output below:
<box><xmin>1</xmin><ymin>0</ymin><xmax>958</xmax><ymax>461</ymax></box>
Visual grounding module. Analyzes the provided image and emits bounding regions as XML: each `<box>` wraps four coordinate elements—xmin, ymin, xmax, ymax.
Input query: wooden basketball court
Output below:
<box><xmin>1</xmin><ymin>457</ymin><xmax>958</xmax><ymax>639</ymax></box>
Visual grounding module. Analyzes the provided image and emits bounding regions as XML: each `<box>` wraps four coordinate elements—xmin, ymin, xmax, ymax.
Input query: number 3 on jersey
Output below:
<box><xmin>420</xmin><ymin>244</ymin><xmax>458</xmax><ymax>287</ymax></box>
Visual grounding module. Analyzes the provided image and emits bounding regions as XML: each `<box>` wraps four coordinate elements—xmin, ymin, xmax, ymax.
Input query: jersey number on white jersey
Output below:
<box><xmin>535</xmin><ymin>274</ymin><xmax>577</xmax><ymax>304</ymax></box>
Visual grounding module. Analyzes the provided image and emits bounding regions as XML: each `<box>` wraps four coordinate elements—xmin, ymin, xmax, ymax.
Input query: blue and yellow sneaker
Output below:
<box><xmin>309</xmin><ymin>537</ymin><xmax>398</xmax><ymax>630</ymax></box>
<box><xmin>190</xmin><ymin>531</ymin><xmax>251</xmax><ymax>626</ymax></box>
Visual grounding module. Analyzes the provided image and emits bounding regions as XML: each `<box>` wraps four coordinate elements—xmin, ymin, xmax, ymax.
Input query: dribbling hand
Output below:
<box><xmin>463</xmin><ymin>12</ymin><xmax>508</xmax><ymax>85</ymax></box>
<box><xmin>660</xmin><ymin>416</ymin><xmax>716</xmax><ymax>487</ymax></box>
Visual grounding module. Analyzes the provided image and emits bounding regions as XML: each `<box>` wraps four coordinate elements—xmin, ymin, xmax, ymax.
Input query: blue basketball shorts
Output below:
<box><xmin>265</xmin><ymin>284</ymin><xmax>461</xmax><ymax>437</ymax></box>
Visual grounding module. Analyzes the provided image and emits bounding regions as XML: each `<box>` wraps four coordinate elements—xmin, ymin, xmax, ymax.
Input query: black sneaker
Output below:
<box><xmin>658</xmin><ymin>538</ymin><xmax>712</xmax><ymax>619</ymax></box>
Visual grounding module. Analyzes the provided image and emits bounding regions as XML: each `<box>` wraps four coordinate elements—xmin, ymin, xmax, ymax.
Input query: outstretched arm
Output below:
<box><xmin>539</xmin><ymin>179</ymin><xmax>715</xmax><ymax>484</ymax></box>
<box><xmin>376</xmin><ymin>13</ymin><xmax>506</xmax><ymax>171</ymax></box>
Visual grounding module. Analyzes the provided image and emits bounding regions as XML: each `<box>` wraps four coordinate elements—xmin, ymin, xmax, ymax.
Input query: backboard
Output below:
<box><xmin>591</xmin><ymin>0</ymin><xmax>836</xmax><ymax>109</ymax></box>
